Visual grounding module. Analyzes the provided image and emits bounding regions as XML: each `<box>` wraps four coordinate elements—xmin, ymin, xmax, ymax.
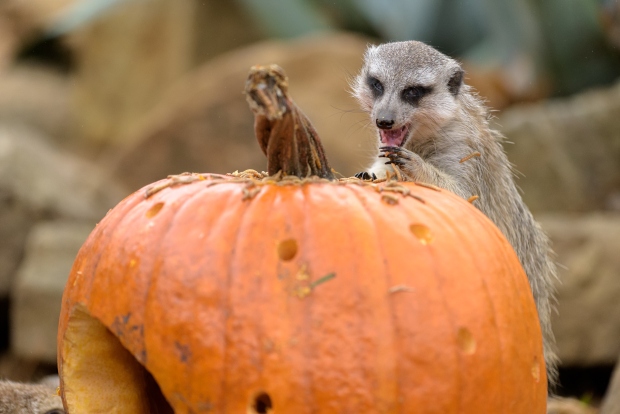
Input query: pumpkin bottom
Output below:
<box><xmin>60</xmin><ymin>305</ymin><xmax>173</xmax><ymax>413</ymax></box>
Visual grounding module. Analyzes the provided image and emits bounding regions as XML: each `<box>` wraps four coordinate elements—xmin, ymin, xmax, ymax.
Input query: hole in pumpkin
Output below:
<box><xmin>61</xmin><ymin>304</ymin><xmax>174</xmax><ymax>413</ymax></box>
<box><xmin>409</xmin><ymin>223</ymin><xmax>433</xmax><ymax>245</ymax></box>
<box><xmin>532</xmin><ymin>357</ymin><xmax>541</xmax><ymax>382</ymax></box>
<box><xmin>146</xmin><ymin>202</ymin><xmax>165</xmax><ymax>218</ymax></box>
<box><xmin>457</xmin><ymin>327</ymin><xmax>476</xmax><ymax>355</ymax></box>
<box><xmin>277</xmin><ymin>239</ymin><xmax>298</xmax><ymax>261</ymax></box>
<box><xmin>249</xmin><ymin>392</ymin><xmax>273</xmax><ymax>414</ymax></box>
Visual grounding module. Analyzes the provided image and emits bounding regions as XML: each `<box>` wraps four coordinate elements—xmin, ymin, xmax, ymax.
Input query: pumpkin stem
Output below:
<box><xmin>245</xmin><ymin>65</ymin><xmax>334</xmax><ymax>180</ymax></box>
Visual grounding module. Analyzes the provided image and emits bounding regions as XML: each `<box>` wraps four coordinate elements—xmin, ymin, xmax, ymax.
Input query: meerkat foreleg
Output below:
<box><xmin>380</xmin><ymin>146</ymin><xmax>467</xmax><ymax>197</ymax></box>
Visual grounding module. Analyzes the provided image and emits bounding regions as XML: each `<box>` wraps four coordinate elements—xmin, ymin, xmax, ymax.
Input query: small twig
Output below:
<box><xmin>310</xmin><ymin>272</ymin><xmax>336</xmax><ymax>288</ymax></box>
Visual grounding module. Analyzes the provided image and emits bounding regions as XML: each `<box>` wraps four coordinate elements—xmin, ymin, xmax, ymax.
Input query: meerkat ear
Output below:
<box><xmin>447</xmin><ymin>68</ymin><xmax>464</xmax><ymax>96</ymax></box>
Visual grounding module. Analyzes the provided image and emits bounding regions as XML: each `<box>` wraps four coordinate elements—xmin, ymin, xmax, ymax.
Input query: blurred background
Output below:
<box><xmin>0</xmin><ymin>0</ymin><xmax>619</xmax><ymax>409</ymax></box>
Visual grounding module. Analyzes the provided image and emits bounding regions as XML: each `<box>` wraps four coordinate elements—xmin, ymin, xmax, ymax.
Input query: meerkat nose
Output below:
<box><xmin>376</xmin><ymin>118</ymin><xmax>395</xmax><ymax>129</ymax></box>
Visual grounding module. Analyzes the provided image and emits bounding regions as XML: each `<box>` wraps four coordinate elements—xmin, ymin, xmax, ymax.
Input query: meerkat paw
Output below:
<box><xmin>379</xmin><ymin>146</ymin><xmax>415</xmax><ymax>167</ymax></box>
<box><xmin>354</xmin><ymin>171</ymin><xmax>377</xmax><ymax>181</ymax></box>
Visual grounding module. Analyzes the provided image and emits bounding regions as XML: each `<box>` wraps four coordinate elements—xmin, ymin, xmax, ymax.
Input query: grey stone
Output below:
<box><xmin>11</xmin><ymin>220</ymin><xmax>94</xmax><ymax>363</ymax></box>
<box><xmin>498</xmin><ymin>81</ymin><xmax>620</xmax><ymax>213</ymax></box>
<box><xmin>0</xmin><ymin>123</ymin><xmax>127</xmax><ymax>296</ymax></box>
<box><xmin>539</xmin><ymin>213</ymin><xmax>620</xmax><ymax>366</ymax></box>
<box><xmin>0</xmin><ymin>65</ymin><xmax>71</xmax><ymax>143</ymax></box>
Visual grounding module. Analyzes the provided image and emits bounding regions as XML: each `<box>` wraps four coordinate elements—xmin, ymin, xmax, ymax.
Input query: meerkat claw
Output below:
<box><xmin>385</xmin><ymin>160</ymin><xmax>406</xmax><ymax>166</ymax></box>
<box><xmin>379</xmin><ymin>146</ymin><xmax>402</xmax><ymax>153</ymax></box>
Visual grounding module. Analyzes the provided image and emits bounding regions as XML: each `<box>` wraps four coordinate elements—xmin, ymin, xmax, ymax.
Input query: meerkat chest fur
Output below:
<box><xmin>353</xmin><ymin>40</ymin><xmax>558</xmax><ymax>387</ymax></box>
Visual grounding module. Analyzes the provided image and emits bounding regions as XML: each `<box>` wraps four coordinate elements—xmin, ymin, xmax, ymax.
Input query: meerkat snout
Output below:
<box><xmin>376</xmin><ymin>118</ymin><xmax>394</xmax><ymax>129</ymax></box>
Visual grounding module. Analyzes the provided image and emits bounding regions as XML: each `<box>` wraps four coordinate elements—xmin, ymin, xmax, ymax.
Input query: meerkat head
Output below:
<box><xmin>353</xmin><ymin>41</ymin><xmax>464</xmax><ymax>148</ymax></box>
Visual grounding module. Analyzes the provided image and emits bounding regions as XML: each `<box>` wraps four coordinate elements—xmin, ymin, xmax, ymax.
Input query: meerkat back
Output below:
<box><xmin>0</xmin><ymin>380</ymin><xmax>64</xmax><ymax>414</ymax></box>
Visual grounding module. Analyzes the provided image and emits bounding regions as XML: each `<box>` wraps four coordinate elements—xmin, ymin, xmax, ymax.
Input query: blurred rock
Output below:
<box><xmin>498</xmin><ymin>81</ymin><xmax>620</xmax><ymax>213</ymax></box>
<box><xmin>0</xmin><ymin>0</ymin><xmax>76</xmax><ymax>68</ymax></box>
<box><xmin>70</xmin><ymin>0</ymin><xmax>195</xmax><ymax>149</ymax></box>
<box><xmin>193</xmin><ymin>0</ymin><xmax>264</xmax><ymax>63</ymax></box>
<box><xmin>0</xmin><ymin>1</ymin><xmax>55</xmax><ymax>68</ymax></box>
<box><xmin>602</xmin><ymin>0</ymin><xmax>620</xmax><ymax>50</ymax></box>
<box><xmin>601</xmin><ymin>354</ymin><xmax>620</xmax><ymax>414</ymax></box>
<box><xmin>0</xmin><ymin>65</ymin><xmax>71</xmax><ymax>143</ymax></box>
<box><xmin>109</xmin><ymin>33</ymin><xmax>375</xmax><ymax>190</ymax></box>
<box><xmin>540</xmin><ymin>213</ymin><xmax>620</xmax><ymax>365</ymax></box>
<box><xmin>0</xmin><ymin>123</ymin><xmax>127</xmax><ymax>296</ymax></box>
<box><xmin>463</xmin><ymin>57</ymin><xmax>550</xmax><ymax>111</ymax></box>
<box><xmin>12</xmin><ymin>220</ymin><xmax>93</xmax><ymax>363</ymax></box>
<box><xmin>547</xmin><ymin>397</ymin><xmax>597</xmax><ymax>414</ymax></box>
<box><xmin>0</xmin><ymin>12</ymin><xmax>19</xmax><ymax>70</ymax></box>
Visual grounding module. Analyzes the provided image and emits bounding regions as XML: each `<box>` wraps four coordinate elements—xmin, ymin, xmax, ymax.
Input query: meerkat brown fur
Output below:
<box><xmin>0</xmin><ymin>380</ymin><xmax>64</xmax><ymax>414</ymax></box>
<box><xmin>353</xmin><ymin>40</ymin><xmax>558</xmax><ymax>385</ymax></box>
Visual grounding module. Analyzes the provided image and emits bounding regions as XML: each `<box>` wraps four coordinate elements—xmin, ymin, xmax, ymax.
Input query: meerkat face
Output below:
<box><xmin>353</xmin><ymin>41</ymin><xmax>464</xmax><ymax>148</ymax></box>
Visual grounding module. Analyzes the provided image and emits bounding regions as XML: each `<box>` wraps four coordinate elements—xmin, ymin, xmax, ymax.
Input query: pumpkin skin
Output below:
<box><xmin>57</xmin><ymin>173</ymin><xmax>547</xmax><ymax>413</ymax></box>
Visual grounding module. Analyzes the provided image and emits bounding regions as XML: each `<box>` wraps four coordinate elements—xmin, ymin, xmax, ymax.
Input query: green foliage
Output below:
<box><xmin>235</xmin><ymin>0</ymin><xmax>620</xmax><ymax>96</ymax></box>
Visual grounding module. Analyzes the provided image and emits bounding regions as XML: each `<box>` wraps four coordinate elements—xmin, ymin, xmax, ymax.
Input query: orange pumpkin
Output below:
<box><xmin>57</xmin><ymin>172</ymin><xmax>546</xmax><ymax>413</ymax></box>
<box><xmin>57</xmin><ymin>65</ymin><xmax>547</xmax><ymax>413</ymax></box>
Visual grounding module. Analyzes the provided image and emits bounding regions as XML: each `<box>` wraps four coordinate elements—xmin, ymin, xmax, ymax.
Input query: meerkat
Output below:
<box><xmin>0</xmin><ymin>380</ymin><xmax>64</xmax><ymax>414</ymax></box>
<box><xmin>353</xmin><ymin>40</ymin><xmax>558</xmax><ymax>386</ymax></box>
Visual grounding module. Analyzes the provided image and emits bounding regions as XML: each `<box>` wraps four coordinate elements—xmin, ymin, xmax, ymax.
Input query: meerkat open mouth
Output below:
<box><xmin>379</xmin><ymin>125</ymin><xmax>409</xmax><ymax>147</ymax></box>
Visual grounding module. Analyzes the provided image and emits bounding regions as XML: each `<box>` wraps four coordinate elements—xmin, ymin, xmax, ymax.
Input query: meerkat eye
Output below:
<box><xmin>401</xmin><ymin>86</ymin><xmax>431</xmax><ymax>105</ymax></box>
<box><xmin>366</xmin><ymin>76</ymin><xmax>384</xmax><ymax>97</ymax></box>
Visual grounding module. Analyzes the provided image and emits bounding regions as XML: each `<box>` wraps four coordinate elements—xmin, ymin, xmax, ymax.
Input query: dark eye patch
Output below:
<box><xmin>366</xmin><ymin>76</ymin><xmax>384</xmax><ymax>98</ymax></box>
<box><xmin>401</xmin><ymin>85</ymin><xmax>432</xmax><ymax>105</ymax></box>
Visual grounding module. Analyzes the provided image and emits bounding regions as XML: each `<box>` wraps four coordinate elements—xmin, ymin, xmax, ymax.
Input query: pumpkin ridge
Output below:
<box><xmin>460</xmin><ymin>202</ymin><xmax>545</xmax><ymax>407</ymax></box>
<box><xmin>489</xmin><ymin>208</ymin><xmax>546</xmax><ymax>406</ymax></box>
<box><xmin>298</xmin><ymin>184</ymin><xmax>318</xmax><ymax>409</ymax></box>
<box><xmin>442</xmin><ymin>199</ymin><xmax>497</xmax><ymax>408</ymax></box>
<box><xmin>460</xmin><ymin>210</ymin><xmax>506</xmax><ymax>408</ymax></box>
<box><xmin>138</xmin><ymin>181</ymin><xmax>243</xmax><ymax>409</ymax></box>
<box><xmin>436</xmin><ymin>199</ymin><xmax>512</xmax><ymax>409</ymax></box>
<box><xmin>297</xmin><ymin>185</ymin><xmax>366</xmax><ymax>410</ymax></box>
<box><xmin>320</xmin><ymin>185</ymin><xmax>374</xmax><ymax>409</ymax></box>
<box><xmin>402</xmin><ymin>192</ymin><xmax>461</xmax><ymax>412</ymax></box>
<box><xmin>492</xmin><ymin>223</ymin><xmax>526</xmax><ymax>409</ymax></box>
<box><xmin>340</xmin><ymin>188</ymin><xmax>373</xmax><ymax>409</ymax></box>
<box><xmin>428</xmin><ymin>212</ymin><xmax>464</xmax><ymax>413</ymax></box>
<box><xmin>345</xmin><ymin>184</ymin><xmax>401</xmax><ymax>410</ymax></box>
<box><xmin>140</xmin><ymin>181</ymin><xmax>217</xmax><ymax>368</ymax></box>
<box><xmin>220</xmin><ymin>184</ymin><xmax>264</xmax><ymax>412</ymax></box>
<box><xmin>430</xmin><ymin>202</ymin><xmax>491</xmax><ymax>411</ymax></box>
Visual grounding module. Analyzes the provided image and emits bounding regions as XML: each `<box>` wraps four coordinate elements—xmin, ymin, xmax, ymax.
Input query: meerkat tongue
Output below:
<box><xmin>379</xmin><ymin>125</ymin><xmax>408</xmax><ymax>147</ymax></box>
